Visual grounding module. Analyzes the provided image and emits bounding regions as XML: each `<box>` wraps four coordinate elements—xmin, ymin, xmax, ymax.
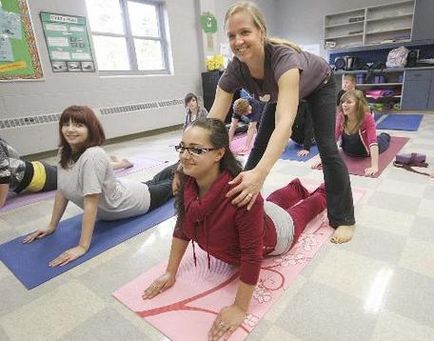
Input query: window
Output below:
<box><xmin>85</xmin><ymin>0</ymin><xmax>170</xmax><ymax>74</ymax></box>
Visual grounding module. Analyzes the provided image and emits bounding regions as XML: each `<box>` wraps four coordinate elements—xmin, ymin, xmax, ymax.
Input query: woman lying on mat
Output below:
<box><xmin>23</xmin><ymin>105</ymin><xmax>177</xmax><ymax>266</ymax></box>
<box><xmin>0</xmin><ymin>137</ymin><xmax>133</xmax><ymax>209</ymax></box>
<box><xmin>312</xmin><ymin>90</ymin><xmax>390</xmax><ymax>177</ymax></box>
<box><xmin>143</xmin><ymin>118</ymin><xmax>326</xmax><ymax>340</ymax></box>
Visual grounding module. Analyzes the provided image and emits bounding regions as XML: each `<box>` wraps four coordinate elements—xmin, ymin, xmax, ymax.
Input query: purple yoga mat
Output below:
<box><xmin>341</xmin><ymin>136</ymin><xmax>409</xmax><ymax>177</ymax></box>
<box><xmin>312</xmin><ymin>136</ymin><xmax>409</xmax><ymax>177</ymax></box>
<box><xmin>0</xmin><ymin>156</ymin><xmax>167</xmax><ymax>213</ymax></box>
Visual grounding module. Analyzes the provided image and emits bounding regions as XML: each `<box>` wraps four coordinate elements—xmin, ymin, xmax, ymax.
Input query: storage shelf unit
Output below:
<box><xmin>324</xmin><ymin>1</ymin><xmax>415</xmax><ymax>50</ymax></box>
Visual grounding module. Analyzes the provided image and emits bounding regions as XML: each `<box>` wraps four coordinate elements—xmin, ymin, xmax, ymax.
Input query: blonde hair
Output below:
<box><xmin>233</xmin><ymin>98</ymin><xmax>250</xmax><ymax>115</ymax></box>
<box><xmin>224</xmin><ymin>1</ymin><xmax>301</xmax><ymax>53</ymax></box>
<box><xmin>343</xmin><ymin>74</ymin><xmax>356</xmax><ymax>83</ymax></box>
<box><xmin>340</xmin><ymin>90</ymin><xmax>369</xmax><ymax>133</ymax></box>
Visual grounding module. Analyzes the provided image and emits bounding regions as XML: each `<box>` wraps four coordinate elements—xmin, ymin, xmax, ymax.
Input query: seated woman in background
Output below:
<box><xmin>314</xmin><ymin>90</ymin><xmax>390</xmax><ymax>177</ymax></box>
<box><xmin>228</xmin><ymin>97</ymin><xmax>264</xmax><ymax>153</ymax></box>
<box><xmin>183</xmin><ymin>93</ymin><xmax>208</xmax><ymax>129</ymax></box>
<box><xmin>23</xmin><ymin>105</ymin><xmax>176</xmax><ymax>266</ymax></box>
<box><xmin>142</xmin><ymin>118</ymin><xmax>327</xmax><ymax>340</ymax></box>
<box><xmin>0</xmin><ymin>137</ymin><xmax>133</xmax><ymax>209</ymax></box>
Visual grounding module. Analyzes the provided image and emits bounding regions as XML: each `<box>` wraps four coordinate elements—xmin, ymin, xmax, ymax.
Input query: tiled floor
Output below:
<box><xmin>1</xmin><ymin>114</ymin><xmax>434</xmax><ymax>341</ymax></box>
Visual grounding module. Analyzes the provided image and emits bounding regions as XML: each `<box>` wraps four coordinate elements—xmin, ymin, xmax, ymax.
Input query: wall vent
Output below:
<box><xmin>0</xmin><ymin>98</ymin><xmax>184</xmax><ymax>130</ymax></box>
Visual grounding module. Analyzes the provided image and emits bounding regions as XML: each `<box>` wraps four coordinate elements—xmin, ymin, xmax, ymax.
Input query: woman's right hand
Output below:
<box><xmin>142</xmin><ymin>272</ymin><xmax>176</xmax><ymax>299</ymax></box>
<box><xmin>22</xmin><ymin>226</ymin><xmax>56</xmax><ymax>243</ymax></box>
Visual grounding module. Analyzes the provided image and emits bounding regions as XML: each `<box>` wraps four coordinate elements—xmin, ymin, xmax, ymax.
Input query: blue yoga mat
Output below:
<box><xmin>376</xmin><ymin>114</ymin><xmax>423</xmax><ymax>131</ymax></box>
<box><xmin>0</xmin><ymin>200</ymin><xmax>176</xmax><ymax>289</ymax></box>
<box><xmin>280</xmin><ymin>141</ymin><xmax>319</xmax><ymax>161</ymax></box>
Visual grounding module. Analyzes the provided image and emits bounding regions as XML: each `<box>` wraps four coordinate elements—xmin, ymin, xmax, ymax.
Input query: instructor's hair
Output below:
<box><xmin>58</xmin><ymin>105</ymin><xmax>105</xmax><ymax>169</ymax></box>
<box><xmin>175</xmin><ymin>118</ymin><xmax>242</xmax><ymax>216</ymax></box>
<box><xmin>224</xmin><ymin>1</ymin><xmax>301</xmax><ymax>53</ymax></box>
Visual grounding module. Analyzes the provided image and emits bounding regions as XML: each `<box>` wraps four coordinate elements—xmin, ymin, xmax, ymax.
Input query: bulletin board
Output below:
<box><xmin>40</xmin><ymin>11</ymin><xmax>95</xmax><ymax>73</ymax></box>
<box><xmin>0</xmin><ymin>0</ymin><xmax>43</xmax><ymax>80</ymax></box>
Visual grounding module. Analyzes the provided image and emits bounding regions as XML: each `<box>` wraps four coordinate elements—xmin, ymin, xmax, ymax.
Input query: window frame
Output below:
<box><xmin>87</xmin><ymin>0</ymin><xmax>170</xmax><ymax>75</ymax></box>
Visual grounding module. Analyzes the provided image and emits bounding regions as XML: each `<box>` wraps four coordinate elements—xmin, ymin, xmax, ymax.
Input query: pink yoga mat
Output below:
<box><xmin>230</xmin><ymin>133</ymin><xmax>255</xmax><ymax>155</ymax></box>
<box><xmin>313</xmin><ymin>136</ymin><xmax>409</xmax><ymax>178</ymax></box>
<box><xmin>0</xmin><ymin>157</ymin><xmax>167</xmax><ymax>213</ymax></box>
<box><xmin>341</xmin><ymin>136</ymin><xmax>408</xmax><ymax>177</ymax></box>
<box><xmin>113</xmin><ymin>185</ymin><xmax>365</xmax><ymax>341</ymax></box>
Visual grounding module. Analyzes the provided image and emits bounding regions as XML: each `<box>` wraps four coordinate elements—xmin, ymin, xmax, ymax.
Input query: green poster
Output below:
<box><xmin>40</xmin><ymin>12</ymin><xmax>95</xmax><ymax>72</ymax></box>
<box><xmin>0</xmin><ymin>0</ymin><xmax>43</xmax><ymax>80</ymax></box>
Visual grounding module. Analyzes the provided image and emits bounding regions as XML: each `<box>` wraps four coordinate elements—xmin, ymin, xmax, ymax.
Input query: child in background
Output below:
<box><xmin>337</xmin><ymin>74</ymin><xmax>356</xmax><ymax>106</ymax></box>
<box><xmin>290</xmin><ymin>101</ymin><xmax>315</xmax><ymax>157</ymax></box>
<box><xmin>228</xmin><ymin>97</ymin><xmax>263</xmax><ymax>153</ymax></box>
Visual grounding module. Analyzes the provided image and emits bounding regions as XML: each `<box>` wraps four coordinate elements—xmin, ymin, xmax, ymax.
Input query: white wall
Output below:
<box><xmin>0</xmin><ymin>0</ymin><xmax>203</xmax><ymax>155</ymax></box>
<box><xmin>214</xmin><ymin>0</ymin><xmax>278</xmax><ymax>55</ymax></box>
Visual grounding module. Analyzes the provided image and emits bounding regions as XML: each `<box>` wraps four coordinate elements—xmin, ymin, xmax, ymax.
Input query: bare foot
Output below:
<box><xmin>121</xmin><ymin>159</ymin><xmax>134</xmax><ymax>169</ymax></box>
<box><xmin>331</xmin><ymin>225</ymin><xmax>355</xmax><ymax>244</ymax></box>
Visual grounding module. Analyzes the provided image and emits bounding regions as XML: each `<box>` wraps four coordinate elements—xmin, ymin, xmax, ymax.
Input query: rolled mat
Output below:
<box><xmin>0</xmin><ymin>199</ymin><xmax>176</xmax><ymax>289</ymax></box>
<box><xmin>113</xmin><ymin>184</ymin><xmax>365</xmax><ymax>341</ymax></box>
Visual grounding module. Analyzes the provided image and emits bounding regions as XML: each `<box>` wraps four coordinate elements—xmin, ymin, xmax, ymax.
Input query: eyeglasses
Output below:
<box><xmin>174</xmin><ymin>144</ymin><xmax>217</xmax><ymax>156</ymax></box>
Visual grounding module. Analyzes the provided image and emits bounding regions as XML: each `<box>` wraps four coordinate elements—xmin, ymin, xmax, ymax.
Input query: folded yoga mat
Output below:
<box><xmin>280</xmin><ymin>141</ymin><xmax>319</xmax><ymax>161</ymax></box>
<box><xmin>230</xmin><ymin>133</ymin><xmax>255</xmax><ymax>155</ymax></box>
<box><xmin>376</xmin><ymin>113</ymin><xmax>423</xmax><ymax>131</ymax></box>
<box><xmin>0</xmin><ymin>200</ymin><xmax>176</xmax><ymax>289</ymax></box>
<box><xmin>314</xmin><ymin>136</ymin><xmax>408</xmax><ymax>178</ymax></box>
<box><xmin>0</xmin><ymin>157</ymin><xmax>167</xmax><ymax>213</ymax></box>
<box><xmin>113</xmin><ymin>186</ymin><xmax>365</xmax><ymax>341</ymax></box>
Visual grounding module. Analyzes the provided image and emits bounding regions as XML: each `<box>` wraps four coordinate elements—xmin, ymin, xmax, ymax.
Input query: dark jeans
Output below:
<box><xmin>144</xmin><ymin>162</ymin><xmax>177</xmax><ymax>211</ymax></box>
<box><xmin>245</xmin><ymin>76</ymin><xmax>355</xmax><ymax>228</ymax></box>
<box><xmin>378</xmin><ymin>132</ymin><xmax>391</xmax><ymax>154</ymax></box>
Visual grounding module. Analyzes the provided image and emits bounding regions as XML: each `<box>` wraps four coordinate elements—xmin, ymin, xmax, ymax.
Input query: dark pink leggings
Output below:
<box><xmin>266</xmin><ymin>179</ymin><xmax>326</xmax><ymax>246</ymax></box>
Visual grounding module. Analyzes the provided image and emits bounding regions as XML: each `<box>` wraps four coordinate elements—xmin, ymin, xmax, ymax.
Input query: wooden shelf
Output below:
<box><xmin>358</xmin><ymin>82</ymin><xmax>402</xmax><ymax>87</ymax></box>
<box><xmin>324</xmin><ymin>0</ymin><xmax>415</xmax><ymax>49</ymax></box>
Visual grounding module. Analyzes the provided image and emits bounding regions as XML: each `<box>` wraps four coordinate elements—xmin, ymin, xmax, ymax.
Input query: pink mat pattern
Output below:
<box><xmin>0</xmin><ymin>157</ymin><xmax>167</xmax><ymax>213</ymax></box>
<box><xmin>230</xmin><ymin>133</ymin><xmax>255</xmax><ymax>155</ymax></box>
<box><xmin>113</xmin><ymin>186</ymin><xmax>365</xmax><ymax>341</ymax></box>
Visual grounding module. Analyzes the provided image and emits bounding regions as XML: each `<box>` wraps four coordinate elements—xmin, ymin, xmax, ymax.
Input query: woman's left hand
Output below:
<box><xmin>364</xmin><ymin>166</ymin><xmax>378</xmax><ymax>177</ymax></box>
<box><xmin>226</xmin><ymin>169</ymin><xmax>266</xmax><ymax>210</ymax></box>
<box><xmin>208</xmin><ymin>305</ymin><xmax>246</xmax><ymax>341</ymax></box>
<box><xmin>49</xmin><ymin>245</ymin><xmax>88</xmax><ymax>267</ymax></box>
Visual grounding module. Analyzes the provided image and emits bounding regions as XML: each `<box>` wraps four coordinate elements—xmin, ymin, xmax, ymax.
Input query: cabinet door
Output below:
<box><xmin>401</xmin><ymin>79</ymin><xmax>430</xmax><ymax>110</ymax></box>
<box><xmin>412</xmin><ymin>0</ymin><xmax>434</xmax><ymax>41</ymax></box>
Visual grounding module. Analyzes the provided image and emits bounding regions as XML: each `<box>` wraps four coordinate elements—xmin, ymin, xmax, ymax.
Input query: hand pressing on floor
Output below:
<box><xmin>364</xmin><ymin>166</ymin><xmax>378</xmax><ymax>177</ymax></box>
<box><xmin>142</xmin><ymin>272</ymin><xmax>176</xmax><ymax>299</ymax></box>
<box><xmin>22</xmin><ymin>226</ymin><xmax>56</xmax><ymax>243</ymax></box>
<box><xmin>48</xmin><ymin>245</ymin><xmax>88</xmax><ymax>267</ymax></box>
<box><xmin>297</xmin><ymin>149</ymin><xmax>310</xmax><ymax>157</ymax></box>
<box><xmin>208</xmin><ymin>304</ymin><xmax>246</xmax><ymax>341</ymax></box>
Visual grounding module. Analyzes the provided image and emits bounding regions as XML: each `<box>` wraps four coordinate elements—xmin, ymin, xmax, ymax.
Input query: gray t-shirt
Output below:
<box><xmin>219</xmin><ymin>42</ymin><xmax>331</xmax><ymax>103</ymax></box>
<box><xmin>58</xmin><ymin>146</ymin><xmax>150</xmax><ymax>220</ymax></box>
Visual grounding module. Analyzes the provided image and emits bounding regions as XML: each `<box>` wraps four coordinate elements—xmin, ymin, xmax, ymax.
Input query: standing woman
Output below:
<box><xmin>208</xmin><ymin>1</ymin><xmax>355</xmax><ymax>243</ymax></box>
<box><xmin>23</xmin><ymin>106</ymin><xmax>176</xmax><ymax>266</ymax></box>
<box><xmin>183</xmin><ymin>93</ymin><xmax>208</xmax><ymax>129</ymax></box>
